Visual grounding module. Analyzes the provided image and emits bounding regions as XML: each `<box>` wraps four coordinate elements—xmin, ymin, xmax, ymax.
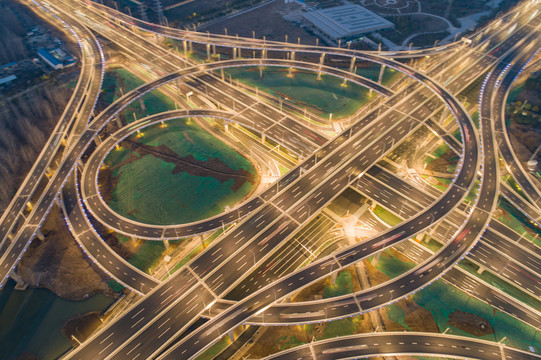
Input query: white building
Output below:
<box><xmin>303</xmin><ymin>4</ymin><xmax>394</xmax><ymax>44</ymax></box>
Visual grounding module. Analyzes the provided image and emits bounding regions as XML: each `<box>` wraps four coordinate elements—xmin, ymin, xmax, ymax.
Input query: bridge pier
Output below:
<box><xmin>259</xmin><ymin>67</ymin><xmax>263</xmax><ymax>79</ymax></box>
<box><xmin>163</xmin><ymin>239</ymin><xmax>170</xmax><ymax>250</ymax></box>
<box><xmin>212</xmin><ymin>44</ymin><xmax>216</xmax><ymax>56</ymax></box>
<box><xmin>317</xmin><ymin>54</ymin><xmax>325</xmax><ymax>80</ymax></box>
<box><xmin>261</xmin><ymin>134</ymin><xmax>266</xmax><ymax>143</ymax></box>
<box><xmin>228</xmin><ymin>330</ymin><xmax>235</xmax><ymax>342</ymax></box>
<box><xmin>477</xmin><ymin>265</ymin><xmax>485</xmax><ymax>274</ymax></box>
<box><xmin>10</xmin><ymin>269</ymin><xmax>28</xmax><ymax>290</ymax></box>
<box><xmin>199</xmin><ymin>234</ymin><xmax>206</xmax><ymax>248</ymax></box>
<box><xmin>233</xmin><ymin>47</ymin><xmax>237</xmax><ymax>60</ymax></box>
<box><xmin>330</xmin><ymin>271</ymin><xmax>337</xmax><ymax>285</ymax></box>
<box><xmin>182</xmin><ymin>40</ymin><xmax>187</xmax><ymax>57</ymax></box>
<box><xmin>378</xmin><ymin>64</ymin><xmax>386</xmax><ymax>85</ymax></box>
<box><xmin>349</xmin><ymin>57</ymin><xmax>356</xmax><ymax>73</ymax></box>
<box><xmin>115</xmin><ymin>116</ymin><xmax>123</xmax><ymax>128</ymax></box>
<box><xmin>439</xmin><ymin>107</ymin><xmax>448</xmax><ymax>124</ymax></box>
<box><xmin>94</xmin><ymin>135</ymin><xmax>102</xmax><ymax>146</ymax></box>
<box><xmin>206</xmin><ymin>44</ymin><xmax>211</xmax><ymax>61</ymax></box>
<box><xmin>371</xmin><ymin>251</ymin><xmax>381</xmax><ymax>266</ymax></box>
<box><xmin>35</xmin><ymin>228</ymin><xmax>45</xmax><ymax>241</ymax></box>
<box><xmin>189</xmin><ymin>41</ymin><xmax>193</xmax><ymax>53</ymax></box>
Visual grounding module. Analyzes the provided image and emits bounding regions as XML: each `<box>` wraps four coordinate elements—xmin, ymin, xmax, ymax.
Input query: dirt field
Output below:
<box><xmin>202</xmin><ymin>0</ymin><xmax>319</xmax><ymax>45</ymax></box>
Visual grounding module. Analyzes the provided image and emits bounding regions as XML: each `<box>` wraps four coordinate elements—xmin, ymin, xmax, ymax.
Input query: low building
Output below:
<box><xmin>37</xmin><ymin>47</ymin><xmax>76</xmax><ymax>70</ymax></box>
<box><xmin>303</xmin><ymin>4</ymin><xmax>394</xmax><ymax>45</ymax></box>
<box><xmin>0</xmin><ymin>74</ymin><xmax>17</xmax><ymax>87</ymax></box>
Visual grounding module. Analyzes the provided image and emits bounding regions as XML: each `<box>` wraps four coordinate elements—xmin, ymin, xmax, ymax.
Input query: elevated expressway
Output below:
<box><xmin>58</xmin><ymin>14</ymin><xmax>540</xmax><ymax>300</ymax></box>
<box><xmin>142</xmin><ymin>9</ymin><xmax>541</xmax><ymax>360</ymax></box>
<box><xmin>63</xmin><ymin>16</ymin><xmax>486</xmax><ymax>360</ymax></box>
<box><xmin>1</xmin><ymin>0</ymin><xmax>539</xmax><ymax>359</ymax></box>
<box><xmin>78</xmin><ymin>61</ymin><xmax>392</xmax><ymax>240</ymax></box>
<box><xmin>0</xmin><ymin>0</ymin><xmax>502</xmax><ymax>287</ymax></box>
<box><xmin>495</xmin><ymin>52</ymin><xmax>541</xmax><ymax>211</ymax></box>
<box><xmin>0</xmin><ymin>0</ymin><xmax>104</xmax><ymax>273</ymax></box>
<box><xmin>260</xmin><ymin>332</ymin><xmax>541</xmax><ymax>360</ymax></box>
<box><xmin>157</xmin><ymin>16</ymin><xmax>533</xmax><ymax>360</ymax></box>
<box><xmin>37</xmin><ymin>2</ymin><xmax>536</xmax><ymax>360</ymax></box>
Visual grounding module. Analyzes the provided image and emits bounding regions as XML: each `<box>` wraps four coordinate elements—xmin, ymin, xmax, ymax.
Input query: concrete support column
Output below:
<box><xmin>139</xmin><ymin>97</ymin><xmax>146</xmax><ymax>112</ymax></box>
<box><xmin>206</xmin><ymin>44</ymin><xmax>211</xmax><ymax>61</ymax></box>
<box><xmin>10</xmin><ymin>269</ymin><xmax>27</xmax><ymax>290</ymax></box>
<box><xmin>261</xmin><ymin>134</ymin><xmax>266</xmax><ymax>143</ymax></box>
<box><xmin>228</xmin><ymin>330</ymin><xmax>235</xmax><ymax>342</ymax></box>
<box><xmin>182</xmin><ymin>40</ymin><xmax>187</xmax><ymax>57</ymax></box>
<box><xmin>188</xmin><ymin>41</ymin><xmax>193</xmax><ymax>52</ymax></box>
<box><xmin>36</xmin><ymin>229</ymin><xmax>45</xmax><ymax>241</ymax></box>
<box><xmin>163</xmin><ymin>239</ymin><xmax>170</xmax><ymax>250</ymax></box>
<box><xmin>212</xmin><ymin>44</ymin><xmax>216</xmax><ymax>55</ymax></box>
<box><xmin>224</xmin><ymin>121</ymin><xmax>229</xmax><ymax>132</ymax></box>
<box><xmin>221</xmin><ymin>68</ymin><xmax>225</xmax><ymax>81</ymax></box>
<box><xmin>291</xmin><ymin>51</ymin><xmax>295</xmax><ymax>61</ymax></box>
<box><xmin>199</xmin><ymin>234</ymin><xmax>206</xmax><ymax>248</ymax></box>
<box><xmin>378</xmin><ymin>64</ymin><xmax>386</xmax><ymax>85</ymax></box>
<box><xmin>440</xmin><ymin>107</ymin><xmax>448</xmax><ymax>124</ymax></box>
<box><xmin>317</xmin><ymin>53</ymin><xmax>325</xmax><ymax>80</ymax></box>
<box><xmin>259</xmin><ymin>67</ymin><xmax>263</xmax><ymax>79</ymax></box>
<box><xmin>233</xmin><ymin>47</ymin><xmax>237</xmax><ymax>59</ymax></box>
<box><xmin>94</xmin><ymin>135</ymin><xmax>102</xmax><ymax>146</ymax></box>
<box><xmin>477</xmin><ymin>265</ymin><xmax>485</xmax><ymax>274</ymax></box>
<box><xmin>371</xmin><ymin>251</ymin><xmax>381</xmax><ymax>266</ymax></box>
<box><xmin>288</xmin><ymin>67</ymin><xmax>293</xmax><ymax>78</ymax></box>
<box><xmin>349</xmin><ymin>56</ymin><xmax>356</xmax><ymax>73</ymax></box>
<box><xmin>330</xmin><ymin>271</ymin><xmax>337</xmax><ymax>285</ymax></box>
<box><xmin>115</xmin><ymin>116</ymin><xmax>123</xmax><ymax>128</ymax></box>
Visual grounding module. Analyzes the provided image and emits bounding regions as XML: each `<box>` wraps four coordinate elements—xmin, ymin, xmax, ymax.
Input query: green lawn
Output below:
<box><xmin>105</xmin><ymin>120</ymin><xmax>256</xmax><ymax>225</ymax></box>
<box><xmin>373</xmin><ymin>205</ymin><xmax>402</xmax><ymax>226</ymax></box>
<box><xmin>376</xmin><ymin>250</ymin><xmax>416</xmax><ymax>279</ymax></box>
<box><xmin>224</xmin><ymin>67</ymin><xmax>372</xmax><ymax>118</ymax></box>
<box><xmin>127</xmin><ymin>241</ymin><xmax>165</xmax><ymax>274</ymax></box>
<box><xmin>101</xmin><ymin>70</ymin><xmax>256</xmax><ymax>226</ymax></box>
<box><xmin>194</xmin><ymin>337</ymin><xmax>230</xmax><ymax>360</ymax></box>
<box><xmin>324</xmin><ymin>271</ymin><xmax>353</xmax><ymax>298</ymax></box>
<box><xmin>413</xmin><ymin>280</ymin><xmax>541</xmax><ymax>352</ymax></box>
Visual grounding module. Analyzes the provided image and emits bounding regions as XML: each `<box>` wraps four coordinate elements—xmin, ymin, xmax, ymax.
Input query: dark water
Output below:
<box><xmin>0</xmin><ymin>280</ymin><xmax>113</xmax><ymax>360</ymax></box>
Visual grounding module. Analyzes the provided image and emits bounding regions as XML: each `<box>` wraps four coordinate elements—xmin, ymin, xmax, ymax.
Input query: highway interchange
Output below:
<box><xmin>1</xmin><ymin>0</ymin><xmax>541</xmax><ymax>359</ymax></box>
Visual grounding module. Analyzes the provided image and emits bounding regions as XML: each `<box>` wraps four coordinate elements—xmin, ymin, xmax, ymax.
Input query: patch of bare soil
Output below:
<box><xmin>18</xmin><ymin>205</ymin><xmax>112</xmax><ymax>301</ymax></box>
<box><xmin>106</xmin><ymin>140</ymin><xmax>256</xmax><ymax>192</ymax></box>
<box><xmin>62</xmin><ymin>311</ymin><xmax>103</xmax><ymax>345</ymax></box>
<box><xmin>508</xmin><ymin>121</ymin><xmax>541</xmax><ymax>162</ymax></box>
<box><xmin>448</xmin><ymin>310</ymin><xmax>494</xmax><ymax>337</ymax></box>
<box><xmin>401</xmin><ymin>298</ymin><xmax>440</xmax><ymax>332</ymax></box>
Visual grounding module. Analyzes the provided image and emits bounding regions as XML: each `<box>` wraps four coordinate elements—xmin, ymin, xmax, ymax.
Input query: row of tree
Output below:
<box><xmin>0</xmin><ymin>85</ymin><xmax>72</xmax><ymax>213</ymax></box>
<box><xmin>0</xmin><ymin>2</ymin><xmax>29</xmax><ymax>64</ymax></box>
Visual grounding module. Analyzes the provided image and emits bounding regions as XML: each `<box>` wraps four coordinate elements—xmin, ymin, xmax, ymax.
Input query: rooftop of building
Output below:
<box><xmin>303</xmin><ymin>4</ymin><xmax>394</xmax><ymax>39</ymax></box>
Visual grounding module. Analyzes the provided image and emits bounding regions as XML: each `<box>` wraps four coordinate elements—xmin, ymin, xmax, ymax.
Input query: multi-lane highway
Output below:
<box><xmin>260</xmin><ymin>332</ymin><xmax>541</xmax><ymax>360</ymax></box>
<box><xmin>2</xmin><ymin>0</ymin><xmax>541</xmax><ymax>359</ymax></box>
